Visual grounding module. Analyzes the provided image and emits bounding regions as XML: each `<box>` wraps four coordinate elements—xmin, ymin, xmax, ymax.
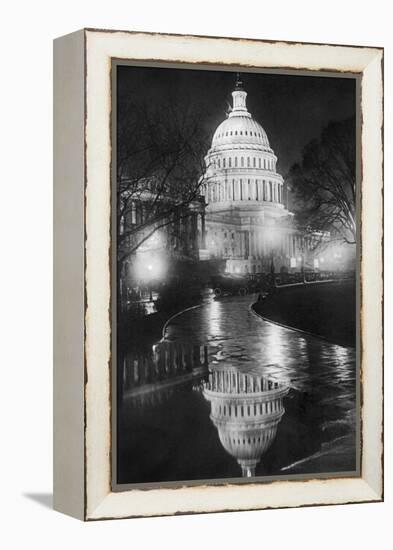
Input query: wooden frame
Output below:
<box><xmin>53</xmin><ymin>28</ymin><xmax>383</xmax><ymax>521</ymax></box>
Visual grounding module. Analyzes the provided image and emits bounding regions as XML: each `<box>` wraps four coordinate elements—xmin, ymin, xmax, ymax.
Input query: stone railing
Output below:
<box><xmin>121</xmin><ymin>341</ymin><xmax>209</xmax><ymax>397</ymax></box>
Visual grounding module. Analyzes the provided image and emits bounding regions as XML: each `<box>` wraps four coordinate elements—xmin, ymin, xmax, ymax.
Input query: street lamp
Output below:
<box><xmin>132</xmin><ymin>230</ymin><xmax>167</xmax><ymax>303</ymax></box>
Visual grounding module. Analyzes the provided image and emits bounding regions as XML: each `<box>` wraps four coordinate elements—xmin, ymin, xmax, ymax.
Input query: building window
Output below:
<box><xmin>269</xmin><ymin>181</ymin><xmax>273</xmax><ymax>201</ymax></box>
<box><xmin>223</xmin><ymin>158</ymin><xmax>226</xmax><ymax>168</ymax></box>
<box><xmin>235</xmin><ymin>157</ymin><xmax>238</xmax><ymax>167</ymax></box>
<box><xmin>258</xmin><ymin>158</ymin><xmax>261</xmax><ymax>168</ymax></box>
<box><xmin>255</xmin><ymin>180</ymin><xmax>259</xmax><ymax>200</ymax></box>
<box><xmin>253</xmin><ymin>157</ymin><xmax>256</xmax><ymax>167</ymax></box>
<box><xmin>218</xmin><ymin>158</ymin><xmax>220</xmax><ymax>168</ymax></box>
<box><xmin>241</xmin><ymin>157</ymin><xmax>244</xmax><ymax>167</ymax></box>
<box><xmin>229</xmin><ymin>157</ymin><xmax>232</xmax><ymax>167</ymax></box>
<box><xmin>240</xmin><ymin>179</ymin><xmax>243</xmax><ymax>200</ymax></box>
<box><xmin>247</xmin><ymin>157</ymin><xmax>250</xmax><ymax>167</ymax></box>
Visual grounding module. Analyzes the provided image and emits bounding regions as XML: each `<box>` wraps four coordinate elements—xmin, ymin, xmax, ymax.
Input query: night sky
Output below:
<box><xmin>117</xmin><ymin>64</ymin><xmax>356</xmax><ymax>176</ymax></box>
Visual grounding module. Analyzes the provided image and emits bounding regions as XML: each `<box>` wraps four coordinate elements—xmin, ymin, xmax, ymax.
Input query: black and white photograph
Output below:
<box><xmin>114</xmin><ymin>64</ymin><xmax>359</xmax><ymax>486</ymax></box>
<box><xmin>1</xmin><ymin>0</ymin><xmax>388</xmax><ymax>541</ymax></box>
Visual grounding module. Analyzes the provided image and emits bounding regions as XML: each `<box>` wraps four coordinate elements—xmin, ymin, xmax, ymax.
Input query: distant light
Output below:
<box><xmin>290</xmin><ymin>257</ymin><xmax>296</xmax><ymax>268</ymax></box>
<box><xmin>314</xmin><ymin>258</ymin><xmax>319</xmax><ymax>269</ymax></box>
<box><xmin>132</xmin><ymin>252</ymin><xmax>166</xmax><ymax>281</ymax></box>
<box><xmin>320</xmin><ymin>257</ymin><xmax>325</xmax><ymax>263</ymax></box>
<box><xmin>297</xmin><ymin>256</ymin><xmax>302</xmax><ymax>262</ymax></box>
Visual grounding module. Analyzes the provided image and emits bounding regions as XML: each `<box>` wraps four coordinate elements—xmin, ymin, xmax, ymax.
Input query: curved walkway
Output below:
<box><xmin>164</xmin><ymin>295</ymin><xmax>355</xmax><ymax>393</ymax></box>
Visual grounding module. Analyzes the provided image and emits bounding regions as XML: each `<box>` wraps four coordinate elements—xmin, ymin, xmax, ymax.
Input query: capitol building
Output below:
<box><xmin>202</xmin><ymin>76</ymin><xmax>308</xmax><ymax>275</ymax></box>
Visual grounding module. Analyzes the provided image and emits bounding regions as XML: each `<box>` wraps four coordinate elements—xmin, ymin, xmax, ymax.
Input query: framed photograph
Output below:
<box><xmin>53</xmin><ymin>29</ymin><xmax>383</xmax><ymax>520</ymax></box>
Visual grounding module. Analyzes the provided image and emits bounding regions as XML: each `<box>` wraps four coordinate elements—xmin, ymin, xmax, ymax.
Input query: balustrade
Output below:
<box><xmin>121</xmin><ymin>341</ymin><xmax>209</xmax><ymax>393</ymax></box>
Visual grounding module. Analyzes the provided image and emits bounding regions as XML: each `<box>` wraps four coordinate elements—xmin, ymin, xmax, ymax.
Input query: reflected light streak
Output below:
<box><xmin>205</xmin><ymin>299</ymin><xmax>224</xmax><ymax>339</ymax></box>
<box><xmin>262</xmin><ymin>324</ymin><xmax>288</xmax><ymax>364</ymax></box>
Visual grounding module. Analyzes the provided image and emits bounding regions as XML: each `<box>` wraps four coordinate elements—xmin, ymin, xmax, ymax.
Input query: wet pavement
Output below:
<box><xmin>117</xmin><ymin>295</ymin><xmax>357</xmax><ymax>485</ymax></box>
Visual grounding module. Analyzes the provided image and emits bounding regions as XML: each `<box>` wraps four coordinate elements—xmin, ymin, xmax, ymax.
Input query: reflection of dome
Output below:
<box><xmin>203</xmin><ymin>368</ymin><xmax>289</xmax><ymax>477</ymax></box>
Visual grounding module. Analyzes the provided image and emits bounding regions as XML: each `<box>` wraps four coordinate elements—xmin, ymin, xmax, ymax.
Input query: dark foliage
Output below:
<box><xmin>288</xmin><ymin>117</ymin><xmax>356</xmax><ymax>245</ymax></box>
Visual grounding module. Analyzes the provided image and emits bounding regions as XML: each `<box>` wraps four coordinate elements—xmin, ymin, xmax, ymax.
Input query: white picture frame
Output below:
<box><xmin>53</xmin><ymin>28</ymin><xmax>383</xmax><ymax>520</ymax></box>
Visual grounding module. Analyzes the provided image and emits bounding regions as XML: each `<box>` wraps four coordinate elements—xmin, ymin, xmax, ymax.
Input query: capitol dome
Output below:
<box><xmin>211</xmin><ymin>114</ymin><xmax>271</xmax><ymax>151</ymax></box>
<box><xmin>201</xmin><ymin>75</ymin><xmax>294</xmax><ymax>277</ymax></box>
<box><xmin>211</xmin><ymin>80</ymin><xmax>271</xmax><ymax>152</ymax></box>
<box><xmin>203</xmin><ymin>75</ymin><xmax>284</xmax><ymax>206</ymax></box>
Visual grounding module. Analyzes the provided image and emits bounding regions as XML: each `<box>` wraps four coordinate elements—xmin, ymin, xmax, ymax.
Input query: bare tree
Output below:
<box><xmin>117</xmin><ymin>97</ymin><xmax>212</xmax><ymax>268</ymax></box>
<box><xmin>288</xmin><ymin>116</ymin><xmax>356</xmax><ymax>245</ymax></box>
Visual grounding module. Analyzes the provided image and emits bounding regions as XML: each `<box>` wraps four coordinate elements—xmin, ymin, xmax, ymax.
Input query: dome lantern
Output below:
<box><xmin>230</xmin><ymin>73</ymin><xmax>249</xmax><ymax>117</ymax></box>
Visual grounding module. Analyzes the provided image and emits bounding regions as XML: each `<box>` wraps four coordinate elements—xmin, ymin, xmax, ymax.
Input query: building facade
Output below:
<box><xmin>202</xmin><ymin>77</ymin><xmax>308</xmax><ymax>275</ymax></box>
<box><xmin>118</xmin><ymin>186</ymin><xmax>206</xmax><ymax>310</ymax></box>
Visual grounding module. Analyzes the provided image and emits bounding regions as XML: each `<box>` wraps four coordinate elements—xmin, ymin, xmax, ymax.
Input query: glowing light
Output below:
<box><xmin>133</xmin><ymin>252</ymin><xmax>167</xmax><ymax>281</ymax></box>
<box><xmin>290</xmin><ymin>257</ymin><xmax>296</xmax><ymax>268</ymax></box>
<box><xmin>314</xmin><ymin>258</ymin><xmax>319</xmax><ymax>269</ymax></box>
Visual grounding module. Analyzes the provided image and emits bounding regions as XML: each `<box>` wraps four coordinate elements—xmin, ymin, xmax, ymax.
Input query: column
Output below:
<box><xmin>257</xmin><ymin>231</ymin><xmax>262</xmax><ymax>259</ymax></box>
<box><xmin>201</xmin><ymin>213</ymin><xmax>206</xmax><ymax>248</ymax></box>
<box><xmin>244</xmin><ymin>231</ymin><xmax>250</xmax><ymax>259</ymax></box>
